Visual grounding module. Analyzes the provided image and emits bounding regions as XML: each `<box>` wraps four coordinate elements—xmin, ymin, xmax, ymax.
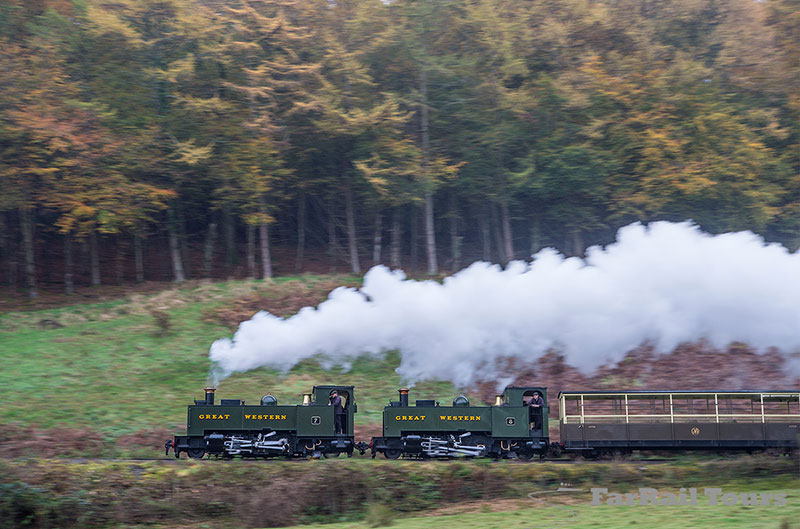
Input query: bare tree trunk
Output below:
<box><xmin>530</xmin><ymin>216</ymin><xmax>541</xmax><ymax>256</ymax></box>
<box><xmin>344</xmin><ymin>183</ymin><xmax>360</xmax><ymax>274</ymax></box>
<box><xmin>372</xmin><ymin>211</ymin><xmax>382</xmax><ymax>265</ymax></box>
<box><xmin>409</xmin><ymin>205</ymin><xmax>419</xmax><ymax>272</ymax></box>
<box><xmin>480</xmin><ymin>210</ymin><xmax>492</xmax><ymax>262</ymax></box>
<box><xmin>295</xmin><ymin>190</ymin><xmax>306</xmax><ymax>272</ymax></box>
<box><xmin>491</xmin><ymin>71</ymin><xmax>513</xmax><ymax>264</ymax></box>
<box><xmin>246</xmin><ymin>224</ymin><xmax>255</xmax><ymax>279</ymax></box>
<box><xmin>116</xmin><ymin>237</ymin><xmax>125</xmax><ymax>285</ymax></box>
<box><xmin>259</xmin><ymin>222</ymin><xmax>272</xmax><ymax>279</ymax></box>
<box><xmin>328</xmin><ymin>203</ymin><xmax>338</xmax><ymax>273</ymax></box>
<box><xmin>4</xmin><ymin>213</ymin><xmax>17</xmax><ymax>292</ymax></box>
<box><xmin>419</xmin><ymin>68</ymin><xmax>437</xmax><ymax>276</ymax></box>
<box><xmin>259</xmin><ymin>197</ymin><xmax>273</xmax><ymax>279</ymax></box>
<box><xmin>134</xmin><ymin>233</ymin><xmax>144</xmax><ymax>283</ymax></box>
<box><xmin>64</xmin><ymin>232</ymin><xmax>73</xmax><ymax>295</ymax></box>
<box><xmin>223</xmin><ymin>206</ymin><xmax>235</xmax><ymax>278</ymax></box>
<box><xmin>500</xmin><ymin>195</ymin><xmax>513</xmax><ymax>263</ymax></box>
<box><xmin>449</xmin><ymin>193</ymin><xmax>460</xmax><ymax>271</ymax></box>
<box><xmin>203</xmin><ymin>221</ymin><xmax>217</xmax><ymax>278</ymax></box>
<box><xmin>80</xmin><ymin>239</ymin><xmax>89</xmax><ymax>282</ymax></box>
<box><xmin>19</xmin><ymin>207</ymin><xmax>36</xmax><ymax>298</ymax></box>
<box><xmin>491</xmin><ymin>205</ymin><xmax>506</xmax><ymax>263</ymax></box>
<box><xmin>178</xmin><ymin>207</ymin><xmax>190</xmax><ymax>279</ymax></box>
<box><xmin>572</xmin><ymin>228</ymin><xmax>584</xmax><ymax>258</ymax></box>
<box><xmin>424</xmin><ymin>190</ymin><xmax>437</xmax><ymax>275</ymax></box>
<box><xmin>90</xmin><ymin>230</ymin><xmax>101</xmax><ymax>286</ymax></box>
<box><xmin>390</xmin><ymin>207</ymin><xmax>401</xmax><ymax>269</ymax></box>
<box><xmin>167</xmin><ymin>209</ymin><xmax>185</xmax><ymax>283</ymax></box>
<box><xmin>42</xmin><ymin>230</ymin><xmax>51</xmax><ymax>285</ymax></box>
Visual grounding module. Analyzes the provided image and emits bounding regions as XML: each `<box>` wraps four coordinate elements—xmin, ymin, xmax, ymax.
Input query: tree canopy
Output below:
<box><xmin>1</xmin><ymin>0</ymin><xmax>798</xmax><ymax>297</ymax></box>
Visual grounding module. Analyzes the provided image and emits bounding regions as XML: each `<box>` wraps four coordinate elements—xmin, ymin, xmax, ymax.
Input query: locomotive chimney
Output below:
<box><xmin>399</xmin><ymin>388</ymin><xmax>409</xmax><ymax>407</ymax></box>
<box><xmin>302</xmin><ymin>393</ymin><xmax>312</xmax><ymax>406</ymax></box>
<box><xmin>494</xmin><ymin>395</ymin><xmax>503</xmax><ymax>406</ymax></box>
<box><xmin>205</xmin><ymin>387</ymin><xmax>215</xmax><ymax>406</ymax></box>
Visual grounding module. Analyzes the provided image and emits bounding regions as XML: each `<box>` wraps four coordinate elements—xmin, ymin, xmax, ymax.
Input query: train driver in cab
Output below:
<box><xmin>528</xmin><ymin>391</ymin><xmax>543</xmax><ymax>430</ymax></box>
<box><xmin>329</xmin><ymin>390</ymin><xmax>345</xmax><ymax>434</ymax></box>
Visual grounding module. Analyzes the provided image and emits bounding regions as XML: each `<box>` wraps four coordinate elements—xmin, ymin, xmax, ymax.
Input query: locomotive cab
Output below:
<box><xmin>501</xmin><ymin>386</ymin><xmax>550</xmax><ymax>438</ymax></box>
<box><xmin>309</xmin><ymin>385</ymin><xmax>356</xmax><ymax>436</ymax></box>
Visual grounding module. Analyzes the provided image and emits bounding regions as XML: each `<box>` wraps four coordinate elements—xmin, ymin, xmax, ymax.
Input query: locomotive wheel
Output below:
<box><xmin>384</xmin><ymin>449</ymin><xmax>402</xmax><ymax>460</ymax></box>
<box><xmin>470</xmin><ymin>436</ymin><xmax>490</xmax><ymax>456</ymax></box>
<box><xmin>187</xmin><ymin>448</ymin><xmax>206</xmax><ymax>459</ymax></box>
<box><xmin>515</xmin><ymin>449</ymin><xmax>533</xmax><ymax>461</ymax></box>
<box><xmin>323</xmin><ymin>451</ymin><xmax>341</xmax><ymax>458</ymax></box>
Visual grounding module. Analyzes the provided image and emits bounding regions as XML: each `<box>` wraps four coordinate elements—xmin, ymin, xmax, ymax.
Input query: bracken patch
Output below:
<box><xmin>0</xmin><ymin>425</ymin><xmax>106</xmax><ymax>458</ymax></box>
<box><xmin>205</xmin><ymin>278</ymin><xmax>360</xmax><ymax>330</ymax></box>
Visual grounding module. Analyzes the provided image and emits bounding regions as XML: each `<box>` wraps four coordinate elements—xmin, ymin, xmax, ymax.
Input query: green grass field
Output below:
<box><xmin>287</xmin><ymin>487</ymin><xmax>800</xmax><ymax>529</ymax></box>
<box><xmin>0</xmin><ymin>277</ymin><xmax>457</xmax><ymax>442</ymax></box>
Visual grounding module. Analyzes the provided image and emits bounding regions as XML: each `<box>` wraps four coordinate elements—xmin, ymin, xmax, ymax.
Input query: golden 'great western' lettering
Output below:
<box><xmin>439</xmin><ymin>415</ymin><xmax>482</xmax><ymax>421</ymax></box>
<box><xmin>244</xmin><ymin>414</ymin><xmax>288</xmax><ymax>420</ymax></box>
<box><xmin>394</xmin><ymin>415</ymin><xmax>426</xmax><ymax>421</ymax></box>
<box><xmin>198</xmin><ymin>414</ymin><xmax>231</xmax><ymax>420</ymax></box>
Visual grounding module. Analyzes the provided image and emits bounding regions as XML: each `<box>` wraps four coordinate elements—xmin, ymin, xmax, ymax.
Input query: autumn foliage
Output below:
<box><xmin>1</xmin><ymin>0</ymin><xmax>799</xmax><ymax>297</ymax></box>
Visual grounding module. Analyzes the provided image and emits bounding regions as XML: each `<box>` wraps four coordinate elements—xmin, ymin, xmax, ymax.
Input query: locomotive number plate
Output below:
<box><xmin>506</xmin><ymin>417</ymin><xmax>516</xmax><ymax>426</ymax></box>
<box><xmin>311</xmin><ymin>416</ymin><xmax>321</xmax><ymax>425</ymax></box>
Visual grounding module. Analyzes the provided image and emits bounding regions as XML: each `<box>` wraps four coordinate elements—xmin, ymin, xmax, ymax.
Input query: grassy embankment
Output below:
<box><xmin>296</xmin><ymin>493</ymin><xmax>800</xmax><ymax>529</ymax></box>
<box><xmin>0</xmin><ymin>276</ymin><xmax>459</xmax><ymax>456</ymax></box>
<box><xmin>1</xmin><ymin>456</ymin><xmax>797</xmax><ymax>529</ymax></box>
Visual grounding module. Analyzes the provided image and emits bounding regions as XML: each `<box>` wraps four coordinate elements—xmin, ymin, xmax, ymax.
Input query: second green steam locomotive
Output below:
<box><xmin>370</xmin><ymin>386</ymin><xmax>551</xmax><ymax>459</ymax></box>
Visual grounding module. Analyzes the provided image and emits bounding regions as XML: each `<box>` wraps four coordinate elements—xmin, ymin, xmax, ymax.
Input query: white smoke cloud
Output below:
<box><xmin>208</xmin><ymin>221</ymin><xmax>800</xmax><ymax>387</ymax></box>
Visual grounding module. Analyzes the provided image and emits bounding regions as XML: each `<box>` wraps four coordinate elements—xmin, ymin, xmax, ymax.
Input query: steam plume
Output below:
<box><xmin>208</xmin><ymin>221</ymin><xmax>800</xmax><ymax>387</ymax></box>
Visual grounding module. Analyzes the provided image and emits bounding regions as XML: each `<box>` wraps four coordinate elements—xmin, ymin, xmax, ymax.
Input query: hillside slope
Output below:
<box><xmin>1</xmin><ymin>276</ymin><xmax>797</xmax><ymax>457</ymax></box>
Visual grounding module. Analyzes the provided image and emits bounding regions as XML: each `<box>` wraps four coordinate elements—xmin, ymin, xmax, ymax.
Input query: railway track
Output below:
<box><xmin>55</xmin><ymin>456</ymin><xmax>681</xmax><ymax>464</ymax></box>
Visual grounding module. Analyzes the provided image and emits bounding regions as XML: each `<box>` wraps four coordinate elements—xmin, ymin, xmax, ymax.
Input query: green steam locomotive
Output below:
<box><xmin>171</xmin><ymin>385</ymin><xmax>364</xmax><ymax>458</ymax></box>
<box><xmin>370</xmin><ymin>386</ymin><xmax>551</xmax><ymax>459</ymax></box>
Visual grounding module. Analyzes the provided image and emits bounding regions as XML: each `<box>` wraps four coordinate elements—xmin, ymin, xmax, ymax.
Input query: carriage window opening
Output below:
<box><xmin>763</xmin><ymin>395</ymin><xmax>800</xmax><ymax>420</ymax></box>
<box><xmin>580</xmin><ymin>397</ymin><xmax>621</xmax><ymax>423</ymax></box>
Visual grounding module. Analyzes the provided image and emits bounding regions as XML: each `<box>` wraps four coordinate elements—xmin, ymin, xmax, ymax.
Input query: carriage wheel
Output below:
<box><xmin>582</xmin><ymin>448</ymin><xmax>600</xmax><ymax>460</ymax></box>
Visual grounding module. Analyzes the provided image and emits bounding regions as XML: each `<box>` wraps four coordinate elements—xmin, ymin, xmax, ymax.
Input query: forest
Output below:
<box><xmin>1</xmin><ymin>0</ymin><xmax>798</xmax><ymax>298</ymax></box>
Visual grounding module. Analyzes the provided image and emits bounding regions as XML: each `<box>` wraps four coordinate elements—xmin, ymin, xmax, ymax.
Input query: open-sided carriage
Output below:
<box><xmin>559</xmin><ymin>390</ymin><xmax>800</xmax><ymax>457</ymax></box>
